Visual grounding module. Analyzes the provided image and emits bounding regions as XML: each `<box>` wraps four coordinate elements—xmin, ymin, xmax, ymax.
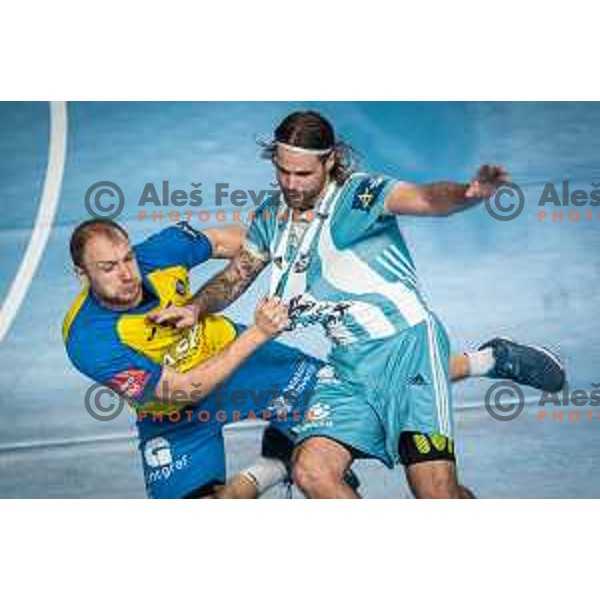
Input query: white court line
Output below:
<box><xmin>0</xmin><ymin>101</ymin><xmax>67</xmax><ymax>343</ymax></box>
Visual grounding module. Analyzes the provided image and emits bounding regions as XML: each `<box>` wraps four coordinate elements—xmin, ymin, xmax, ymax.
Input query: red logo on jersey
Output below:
<box><xmin>109</xmin><ymin>369</ymin><xmax>151</xmax><ymax>401</ymax></box>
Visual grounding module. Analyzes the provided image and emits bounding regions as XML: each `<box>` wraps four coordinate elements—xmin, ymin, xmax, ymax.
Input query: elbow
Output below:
<box><xmin>430</xmin><ymin>199</ymin><xmax>463</xmax><ymax>217</ymax></box>
<box><xmin>178</xmin><ymin>372</ymin><xmax>210</xmax><ymax>405</ymax></box>
<box><xmin>158</xmin><ymin>370</ymin><xmax>209</xmax><ymax>406</ymax></box>
<box><xmin>418</xmin><ymin>201</ymin><xmax>452</xmax><ymax>217</ymax></box>
<box><xmin>436</xmin><ymin>205</ymin><xmax>455</xmax><ymax>217</ymax></box>
<box><xmin>219</xmin><ymin>226</ymin><xmax>246</xmax><ymax>259</ymax></box>
<box><xmin>205</xmin><ymin>226</ymin><xmax>245</xmax><ymax>259</ymax></box>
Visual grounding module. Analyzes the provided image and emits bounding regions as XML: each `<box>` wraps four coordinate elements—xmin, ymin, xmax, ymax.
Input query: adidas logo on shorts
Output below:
<box><xmin>408</xmin><ymin>373</ymin><xmax>427</xmax><ymax>387</ymax></box>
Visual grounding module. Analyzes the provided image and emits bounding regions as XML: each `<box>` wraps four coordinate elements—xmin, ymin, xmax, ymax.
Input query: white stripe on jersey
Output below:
<box><xmin>387</xmin><ymin>244</ymin><xmax>417</xmax><ymax>277</ymax></box>
<box><xmin>318</xmin><ymin>214</ymin><xmax>428</xmax><ymax>335</ymax></box>
<box><xmin>426</xmin><ymin>315</ymin><xmax>451</xmax><ymax>436</ymax></box>
<box><xmin>347</xmin><ymin>301</ymin><xmax>396</xmax><ymax>338</ymax></box>
<box><xmin>377</xmin><ymin>255</ymin><xmax>418</xmax><ymax>287</ymax></box>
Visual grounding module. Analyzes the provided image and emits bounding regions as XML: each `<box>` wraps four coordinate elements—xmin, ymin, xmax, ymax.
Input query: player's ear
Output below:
<box><xmin>324</xmin><ymin>150</ymin><xmax>336</xmax><ymax>174</ymax></box>
<box><xmin>74</xmin><ymin>265</ymin><xmax>89</xmax><ymax>287</ymax></box>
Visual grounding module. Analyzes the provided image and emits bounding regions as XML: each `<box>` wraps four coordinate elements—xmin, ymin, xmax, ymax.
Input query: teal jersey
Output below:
<box><xmin>244</xmin><ymin>172</ymin><xmax>431</xmax><ymax>347</ymax></box>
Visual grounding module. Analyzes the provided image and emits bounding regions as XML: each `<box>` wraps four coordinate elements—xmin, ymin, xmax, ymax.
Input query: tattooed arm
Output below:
<box><xmin>149</xmin><ymin>248</ymin><xmax>268</xmax><ymax>329</ymax></box>
<box><xmin>191</xmin><ymin>248</ymin><xmax>268</xmax><ymax>317</ymax></box>
<box><xmin>384</xmin><ymin>164</ymin><xmax>510</xmax><ymax>216</ymax></box>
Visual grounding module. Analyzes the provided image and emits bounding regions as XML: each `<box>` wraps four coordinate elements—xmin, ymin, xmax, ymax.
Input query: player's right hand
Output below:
<box><xmin>148</xmin><ymin>304</ymin><xmax>200</xmax><ymax>329</ymax></box>
<box><xmin>254</xmin><ymin>296</ymin><xmax>290</xmax><ymax>337</ymax></box>
<box><xmin>466</xmin><ymin>164</ymin><xmax>510</xmax><ymax>198</ymax></box>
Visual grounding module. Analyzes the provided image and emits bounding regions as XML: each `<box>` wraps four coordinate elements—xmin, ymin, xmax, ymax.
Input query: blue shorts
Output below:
<box><xmin>136</xmin><ymin>334</ymin><xmax>323</xmax><ymax>498</ymax></box>
<box><xmin>295</xmin><ymin>313</ymin><xmax>453</xmax><ymax>468</ymax></box>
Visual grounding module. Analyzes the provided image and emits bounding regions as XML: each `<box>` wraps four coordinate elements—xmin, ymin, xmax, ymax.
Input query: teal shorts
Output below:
<box><xmin>295</xmin><ymin>313</ymin><xmax>453</xmax><ymax>468</ymax></box>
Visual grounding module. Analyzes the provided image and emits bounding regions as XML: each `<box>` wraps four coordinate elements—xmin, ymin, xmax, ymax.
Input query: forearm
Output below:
<box><xmin>386</xmin><ymin>165</ymin><xmax>506</xmax><ymax>216</ymax></box>
<box><xmin>185</xmin><ymin>326</ymin><xmax>270</xmax><ymax>397</ymax></box>
<box><xmin>191</xmin><ymin>248</ymin><xmax>266</xmax><ymax>317</ymax></box>
<box><xmin>161</xmin><ymin>326</ymin><xmax>271</xmax><ymax>404</ymax></box>
<box><xmin>419</xmin><ymin>181</ymin><xmax>478</xmax><ymax>215</ymax></box>
<box><xmin>191</xmin><ymin>267</ymin><xmax>248</xmax><ymax>316</ymax></box>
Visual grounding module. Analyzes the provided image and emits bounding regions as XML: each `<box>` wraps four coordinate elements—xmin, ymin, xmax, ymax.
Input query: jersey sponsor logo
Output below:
<box><xmin>316</xmin><ymin>365</ymin><xmax>339</xmax><ymax>384</ymax></box>
<box><xmin>143</xmin><ymin>437</ymin><xmax>193</xmax><ymax>487</ymax></box>
<box><xmin>144</xmin><ymin>437</ymin><xmax>172</xmax><ymax>468</ymax></box>
<box><xmin>310</xmin><ymin>402</ymin><xmax>331</xmax><ymax>422</ymax></box>
<box><xmin>109</xmin><ymin>368</ymin><xmax>151</xmax><ymax>401</ymax></box>
<box><xmin>293</xmin><ymin>254</ymin><xmax>311</xmax><ymax>273</ymax></box>
<box><xmin>300</xmin><ymin>401</ymin><xmax>334</xmax><ymax>430</ymax></box>
<box><xmin>352</xmin><ymin>176</ymin><xmax>387</xmax><ymax>212</ymax></box>
<box><xmin>162</xmin><ymin>322</ymin><xmax>202</xmax><ymax>368</ymax></box>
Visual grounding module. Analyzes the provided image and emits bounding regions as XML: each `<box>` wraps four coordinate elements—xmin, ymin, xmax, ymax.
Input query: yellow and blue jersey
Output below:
<box><xmin>62</xmin><ymin>223</ymin><xmax>237</xmax><ymax>412</ymax></box>
<box><xmin>62</xmin><ymin>223</ymin><xmax>327</xmax><ymax>499</ymax></box>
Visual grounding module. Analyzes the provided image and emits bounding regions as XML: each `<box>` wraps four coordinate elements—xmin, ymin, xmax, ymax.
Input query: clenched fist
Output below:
<box><xmin>254</xmin><ymin>297</ymin><xmax>290</xmax><ymax>338</ymax></box>
<box><xmin>148</xmin><ymin>304</ymin><xmax>200</xmax><ymax>330</ymax></box>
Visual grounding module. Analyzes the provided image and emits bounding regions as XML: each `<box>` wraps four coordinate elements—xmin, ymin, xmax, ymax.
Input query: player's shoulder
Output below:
<box><xmin>249</xmin><ymin>191</ymin><xmax>283</xmax><ymax>224</ymax></box>
<box><xmin>245</xmin><ymin>191</ymin><xmax>283</xmax><ymax>250</ymax></box>
<box><xmin>341</xmin><ymin>171</ymin><xmax>394</xmax><ymax>195</ymax></box>
<box><xmin>335</xmin><ymin>172</ymin><xmax>395</xmax><ymax>213</ymax></box>
<box><xmin>62</xmin><ymin>290</ymin><xmax>122</xmax><ymax>372</ymax></box>
<box><xmin>134</xmin><ymin>223</ymin><xmax>212</xmax><ymax>272</ymax></box>
<box><xmin>335</xmin><ymin>172</ymin><xmax>397</xmax><ymax>229</ymax></box>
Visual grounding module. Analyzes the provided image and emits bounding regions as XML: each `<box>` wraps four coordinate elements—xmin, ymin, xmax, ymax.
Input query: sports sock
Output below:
<box><xmin>465</xmin><ymin>348</ymin><xmax>495</xmax><ymax>376</ymax></box>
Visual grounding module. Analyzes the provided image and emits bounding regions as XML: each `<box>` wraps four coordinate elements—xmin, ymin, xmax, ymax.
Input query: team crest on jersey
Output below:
<box><xmin>109</xmin><ymin>369</ymin><xmax>151</xmax><ymax>401</ymax></box>
<box><xmin>352</xmin><ymin>176</ymin><xmax>387</xmax><ymax>212</ymax></box>
<box><xmin>175</xmin><ymin>278</ymin><xmax>187</xmax><ymax>296</ymax></box>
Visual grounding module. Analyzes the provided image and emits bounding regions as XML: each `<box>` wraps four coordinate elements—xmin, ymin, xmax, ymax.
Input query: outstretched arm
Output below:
<box><xmin>385</xmin><ymin>165</ymin><xmax>509</xmax><ymax>216</ymax></box>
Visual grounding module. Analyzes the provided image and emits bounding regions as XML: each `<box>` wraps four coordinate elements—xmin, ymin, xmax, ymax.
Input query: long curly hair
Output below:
<box><xmin>259</xmin><ymin>110</ymin><xmax>359</xmax><ymax>185</ymax></box>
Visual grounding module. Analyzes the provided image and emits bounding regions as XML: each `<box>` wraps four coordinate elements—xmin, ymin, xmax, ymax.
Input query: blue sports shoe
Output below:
<box><xmin>478</xmin><ymin>337</ymin><xmax>566</xmax><ymax>392</ymax></box>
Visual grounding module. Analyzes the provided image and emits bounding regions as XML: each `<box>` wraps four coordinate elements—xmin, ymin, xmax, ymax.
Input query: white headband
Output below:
<box><xmin>276</xmin><ymin>141</ymin><xmax>333</xmax><ymax>156</ymax></box>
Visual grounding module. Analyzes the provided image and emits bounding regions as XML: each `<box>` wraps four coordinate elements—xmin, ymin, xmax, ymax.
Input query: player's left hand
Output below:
<box><xmin>148</xmin><ymin>304</ymin><xmax>200</xmax><ymax>329</ymax></box>
<box><xmin>466</xmin><ymin>164</ymin><xmax>510</xmax><ymax>198</ymax></box>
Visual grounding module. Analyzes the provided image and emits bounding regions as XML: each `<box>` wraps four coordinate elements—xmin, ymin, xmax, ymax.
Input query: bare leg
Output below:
<box><xmin>293</xmin><ymin>437</ymin><xmax>359</xmax><ymax>499</ymax></box>
<box><xmin>186</xmin><ymin>476</ymin><xmax>259</xmax><ymax>499</ymax></box>
<box><xmin>449</xmin><ymin>353</ymin><xmax>471</xmax><ymax>382</ymax></box>
<box><xmin>405</xmin><ymin>460</ymin><xmax>475</xmax><ymax>499</ymax></box>
<box><xmin>215</xmin><ymin>474</ymin><xmax>260</xmax><ymax>499</ymax></box>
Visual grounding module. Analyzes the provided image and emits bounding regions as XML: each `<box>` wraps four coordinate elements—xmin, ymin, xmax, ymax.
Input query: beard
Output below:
<box><xmin>282</xmin><ymin>186</ymin><xmax>323</xmax><ymax>211</ymax></box>
<box><xmin>93</xmin><ymin>282</ymin><xmax>142</xmax><ymax>310</ymax></box>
